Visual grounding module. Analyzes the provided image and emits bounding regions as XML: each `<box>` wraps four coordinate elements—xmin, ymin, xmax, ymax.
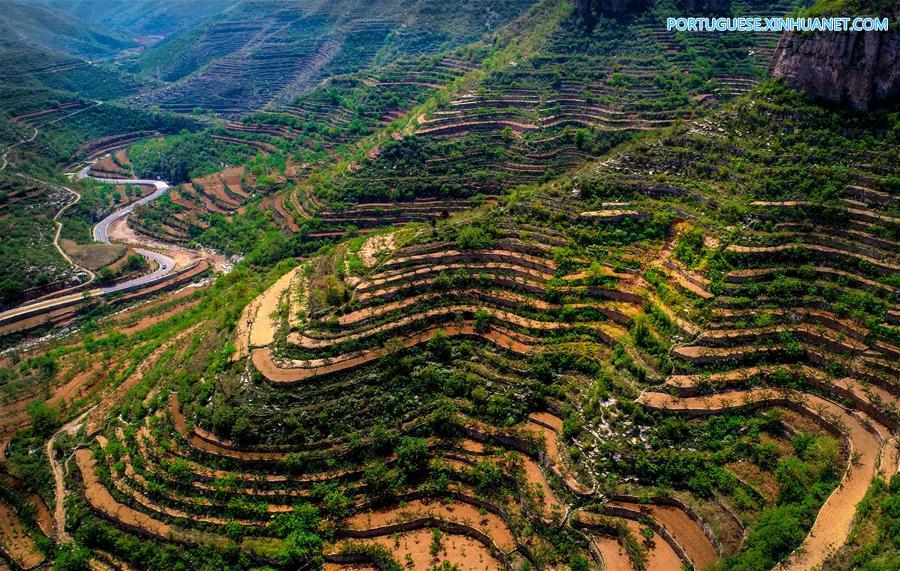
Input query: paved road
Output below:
<box><xmin>0</xmin><ymin>171</ymin><xmax>178</xmax><ymax>324</ymax></box>
<box><xmin>85</xmin><ymin>176</ymin><xmax>177</xmax><ymax>294</ymax></box>
<box><xmin>89</xmin><ymin>178</ymin><xmax>169</xmax><ymax>243</ymax></box>
<box><xmin>99</xmin><ymin>247</ymin><xmax>175</xmax><ymax>294</ymax></box>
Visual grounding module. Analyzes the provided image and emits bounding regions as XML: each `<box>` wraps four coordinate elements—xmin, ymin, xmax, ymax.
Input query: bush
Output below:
<box><xmin>473</xmin><ymin>309</ymin><xmax>491</xmax><ymax>333</ymax></box>
<box><xmin>271</xmin><ymin>504</ymin><xmax>323</xmax><ymax>567</ymax></box>
<box><xmin>674</xmin><ymin>227</ymin><xmax>705</xmax><ymax>267</ymax></box>
<box><xmin>455</xmin><ymin>226</ymin><xmax>492</xmax><ymax>250</ymax></box>
<box><xmin>27</xmin><ymin>401</ymin><xmax>60</xmax><ymax>437</ymax></box>
<box><xmin>53</xmin><ymin>544</ymin><xmax>91</xmax><ymax>571</ymax></box>
<box><xmin>396</xmin><ymin>436</ymin><xmax>430</xmax><ymax>476</ymax></box>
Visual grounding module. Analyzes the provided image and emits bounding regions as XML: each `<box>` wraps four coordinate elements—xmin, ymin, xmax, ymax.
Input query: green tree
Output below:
<box><xmin>455</xmin><ymin>227</ymin><xmax>492</xmax><ymax>250</ymax></box>
<box><xmin>53</xmin><ymin>544</ymin><xmax>90</xmax><ymax>571</ymax></box>
<box><xmin>272</xmin><ymin>504</ymin><xmax>323</xmax><ymax>567</ymax></box>
<box><xmin>27</xmin><ymin>401</ymin><xmax>60</xmax><ymax>437</ymax></box>
<box><xmin>473</xmin><ymin>309</ymin><xmax>491</xmax><ymax>333</ymax></box>
<box><xmin>396</xmin><ymin>436</ymin><xmax>429</xmax><ymax>476</ymax></box>
<box><xmin>123</xmin><ymin>254</ymin><xmax>147</xmax><ymax>273</ymax></box>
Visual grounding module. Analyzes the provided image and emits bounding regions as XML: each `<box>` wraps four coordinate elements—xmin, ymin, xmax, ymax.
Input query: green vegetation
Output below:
<box><xmin>0</xmin><ymin>1</ymin><xmax>897</xmax><ymax>570</ymax></box>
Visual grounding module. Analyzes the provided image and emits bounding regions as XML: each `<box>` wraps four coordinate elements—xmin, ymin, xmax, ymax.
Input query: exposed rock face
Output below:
<box><xmin>769</xmin><ymin>30</ymin><xmax>899</xmax><ymax>110</ymax></box>
<box><xmin>677</xmin><ymin>0</ymin><xmax>731</xmax><ymax>14</ymax></box>
<box><xmin>574</xmin><ymin>0</ymin><xmax>650</xmax><ymax>30</ymax></box>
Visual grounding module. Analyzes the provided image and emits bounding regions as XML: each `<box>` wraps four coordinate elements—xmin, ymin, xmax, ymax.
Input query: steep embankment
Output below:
<box><xmin>769</xmin><ymin>5</ymin><xmax>899</xmax><ymax>109</ymax></box>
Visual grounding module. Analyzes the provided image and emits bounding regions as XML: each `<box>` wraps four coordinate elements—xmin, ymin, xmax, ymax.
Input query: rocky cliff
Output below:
<box><xmin>769</xmin><ymin>30</ymin><xmax>899</xmax><ymax>110</ymax></box>
<box><xmin>677</xmin><ymin>0</ymin><xmax>731</xmax><ymax>14</ymax></box>
<box><xmin>574</xmin><ymin>0</ymin><xmax>650</xmax><ymax>30</ymax></box>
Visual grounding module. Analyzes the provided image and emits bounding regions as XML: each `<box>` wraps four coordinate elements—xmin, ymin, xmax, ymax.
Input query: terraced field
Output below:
<box><xmin>0</xmin><ymin>0</ymin><xmax>898</xmax><ymax>570</ymax></box>
<box><xmin>132</xmin><ymin>0</ymin><xmax>538</xmax><ymax>117</ymax></box>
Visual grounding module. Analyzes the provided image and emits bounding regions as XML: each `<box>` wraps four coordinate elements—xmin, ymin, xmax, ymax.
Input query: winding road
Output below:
<box><xmin>80</xmin><ymin>174</ymin><xmax>177</xmax><ymax>294</ymax></box>
<box><xmin>46</xmin><ymin>408</ymin><xmax>95</xmax><ymax>543</ymax></box>
<box><xmin>0</xmin><ymin>164</ymin><xmax>179</xmax><ymax>324</ymax></box>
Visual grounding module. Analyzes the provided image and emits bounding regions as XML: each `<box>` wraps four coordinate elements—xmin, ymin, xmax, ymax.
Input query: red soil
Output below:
<box><xmin>0</xmin><ymin>500</ymin><xmax>45</xmax><ymax>569</ymax></box>
<box><xmin>638</xmin><ymin>388</ymin><xmax>897</xmax><ymax>570</ymax></box>
<box><xmin>253</xmin><ymin>323</ymin><xmax>536</xmax><ymax>383</ymax></box>
<box><xmin>345</xmin><ymin>498</ymin><xmax>516</xmax><ymax>552</ymax></box>
<box><xmin>519</xmin><ymin>455</ymin><xmax>562</xmax><ymax>517</ymax></box>
<box><xmin>336</xmin><ymin>529</ymin><xmax>503</xmax><ymax>570</ymax></box>
<box><xmin>624</xmin><ymin>519</ymin><xmax>682</xmax><ymax>570</ymax></box>
<box><xmin>76</xmin><ymin>448</ymin><xmax>173</xmax><ymax>537</ymax></box>
<box><xmin>608</xmin><ymin>500</ymin><xmax>718</xmax><ymax>568</ymax></box>
<box><xmin>592</xmin><ymin>534</ymin><xmax>634</xmax><ymax>571</ymax></box>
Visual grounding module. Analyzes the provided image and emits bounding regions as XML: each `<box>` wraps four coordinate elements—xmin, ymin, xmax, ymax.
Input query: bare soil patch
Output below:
<box><xmin>0</xmin><ymin>500</ymin><xmax>45</xmax><ymax>569</ymax></box>
<box><xmin>623</xmin><ymin>519</ymin><xmax>682</xmax><ymax>571</ymax></box>
<box><xmin>346</xmin><ymin>498</ymin><xmax>516</xmax><ymax>552</ymax></box>
<box><xmin>519</xmin><ymin>454</ymin><xmax>562</xmax><ymax>517</ymax></box>
<box><xmin>60</xmin><ymin>240</ymin><xmax>127</xmax><ymax>271</ymax></box>
<box><xmin>610</xmin><ymin>500</ymin><xmax>718</xmax><ymax>569</ymax></box>
<box><xmin>248</xmin><ymin>267</ymin><xmax>300</xmax><ymax>347</ymax></box>
<box><xmin>591</xmin><ymin>534</ymin><xmax>633</xmax><ymax>571</ymax></box>
<box><xmin>339</xmin><ymin>529</ymin><xmax>502</xmax><ymax>570</ymax></box>
<box><xmin>75</xmin><ymin>448</ymin><xmax>173</xmax><ymax>538</ymax></box>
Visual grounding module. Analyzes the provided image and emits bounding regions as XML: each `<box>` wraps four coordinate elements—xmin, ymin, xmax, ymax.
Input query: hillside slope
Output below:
<box><xmin>0</xmin><ymin>1</ymin><xmax>897</xmax><ymax>571</ymax></box>
<box><xmin>0</xmin><ymin>1</ymin><xmax>134</xmax><ymax>59</ymax></box>
<box><xmin>34</xmin><ymin>0</ymin><xmax>238</xmax><ymax>37</ymax></box>
<box><xmin>131</xmin><ymin>0</ymin><xmax>540</xmax><ymax>116</ymax></box>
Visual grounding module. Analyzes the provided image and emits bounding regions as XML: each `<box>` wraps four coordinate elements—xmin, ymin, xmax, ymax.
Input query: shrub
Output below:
<box><xmin>272</xmin><ymin>504</ymin><xmax>323</xmax><ymax>567</ymax></box>
<box><xmin>470</xmin><ymin>460</ymin><xmax>503</xmax><ymax>497</ymax></box>
<box><xmin>455</xmin><ymin>226</ymin><xmax>492</xmax><ymax>250</ymax></box>
<box><xmin>27</xmin><ymin>401</ymin><xmax>60</xmax><ymax>437</ymax></box>
<box><xmin>396</xmin><ymin>436</ymin><xmax>429</xmax><ymax>476</ymax></box>
<box><xmin>53</xmin><ymin>544</ymin><xmax>91</xmax><ymax>571</ymax></box>
<box><xmin>674</xmin><ymin>227</ymin><xmax>705</xmax><ymax>267</ymax></box>
<box><xmin>473</xmin><ymin>309</ymin><xmax>491</xmax><ymax>333</ymax></box>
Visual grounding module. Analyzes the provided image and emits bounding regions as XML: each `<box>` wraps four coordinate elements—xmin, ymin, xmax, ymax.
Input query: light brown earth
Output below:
<box><xmin>608</xmin><ymin>500</ymin><xmax>718</xmax><ymax>568</ymax></box>
<box><xmin>106</xmin><ymin>217</ymin><xmax>227</xmax><ymax>271</ymax></box>
<box><xmin>248</xmin><ymin>267</ymin><xmax>300</xmax><ymax>347</ymax></box>
<box><xmin>0</xmin><ymin>500</ymin><xmax>45</xmax><ymax>569</ymax></box>
<box><xmin>520</xmin><ymin>455</ymin><xmax>562</xmax><ymax>517</ymax></box>
<box><xmin>624</xmin><ymin>519</ymin><xmax>682</xmax><ymax>570</ymax></box>
<box><xmin>591</xmin><ymin>535</ymin><xmax>633</xmax><ymax>571</ymax></box>
<box><xmin>638</xmin><ymin>388</ymin><xmax>898</xmax><ymax>570</ymax></box>
<box><xmin>337</xmin><ymin>529</ymin><xmax>503</xmax><ymax>570</ymax></box>
<box><xmin>75</xmin><ymin>448</ymin><xmax>172</xmax><ymax>538</ymax></box>
<box><xmin>345</xmin><ymin>498</ymin><xmax>516</xmax><ymax>552</ymax></box>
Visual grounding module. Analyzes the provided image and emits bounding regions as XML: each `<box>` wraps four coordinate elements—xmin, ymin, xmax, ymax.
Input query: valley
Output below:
<box><xmin>0</xmin><ymin>0</ymin><xmax>897</xmax><ymax>570</ymax></box>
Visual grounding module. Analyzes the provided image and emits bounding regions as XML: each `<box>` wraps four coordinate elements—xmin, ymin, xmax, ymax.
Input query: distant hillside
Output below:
<box><xmin>131</xmin><ymin>0</ymin><xmax>539</xmax><ymax>116</ymax></box>
<box><xmin>0</xmin><ymin>1</ymin><xmax>134</xmax><ymax>59</ymax></box>
<box><xmin>0</xmin><ymin>47</ymin><xmax>147</xmax><ymax>102</ymax></box>
<box><xmin>34</xmin><ymin>0</ymin><xmax>239</xmax><ymax>37</ymax></box>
